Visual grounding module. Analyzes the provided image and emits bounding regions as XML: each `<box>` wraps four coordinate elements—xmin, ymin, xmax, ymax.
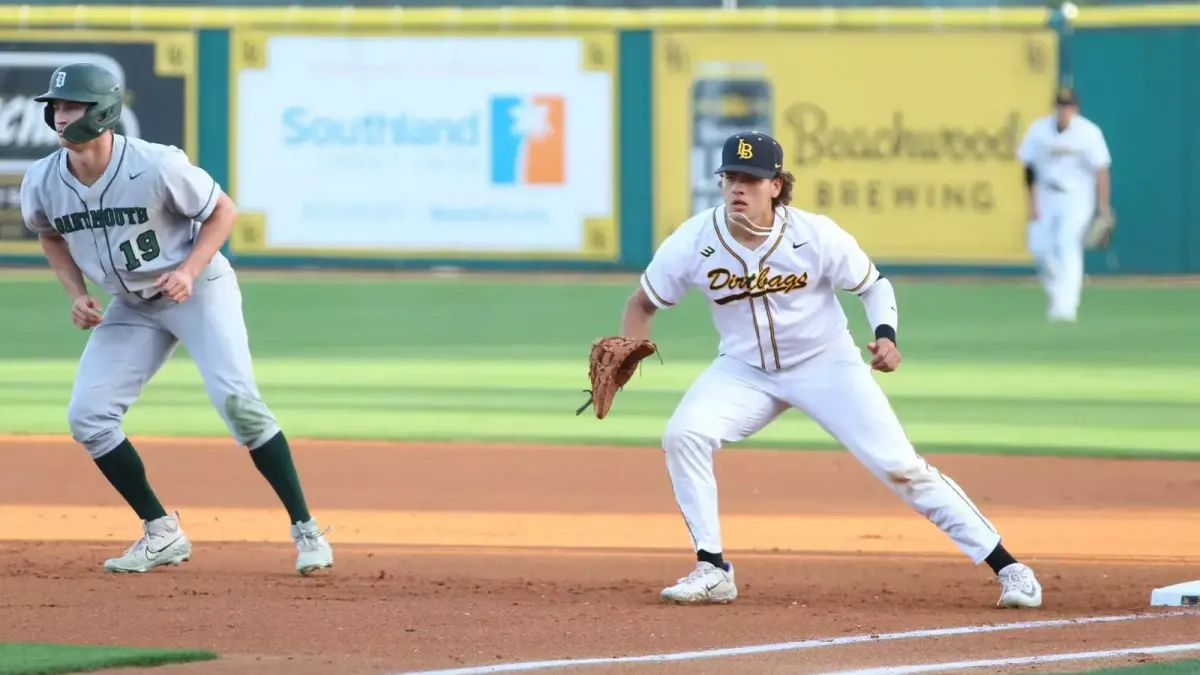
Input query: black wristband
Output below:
<box><xmin>874</xmin><ymin>324</ymin><xmax>897</xmax><ymax>344</ymax></box>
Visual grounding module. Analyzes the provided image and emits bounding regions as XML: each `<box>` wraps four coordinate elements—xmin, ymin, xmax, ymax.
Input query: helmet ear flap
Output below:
<box><xmin>42</xmin><ymin>102</ymin><xmax>54</xmax><ymax>131</ymax></box>
<box><xmin>92</xmin><ymin>101</ymin><xmax>121</xmax><ymax>132</ymax></box>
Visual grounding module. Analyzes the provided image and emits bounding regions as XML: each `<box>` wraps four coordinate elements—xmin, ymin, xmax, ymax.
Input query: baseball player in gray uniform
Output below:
<box><xmin>19</xmin><ymin>62</ymin><xmax>334</xmax><ymax>575</ymax></box>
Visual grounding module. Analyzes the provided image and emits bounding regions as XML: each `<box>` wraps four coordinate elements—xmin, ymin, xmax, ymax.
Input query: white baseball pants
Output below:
<box><xmin>662</xmin><ymin>345</ymin><xmax>1003</xmax><ymax>565</ymax></box>
<box><xmin>1028</xmin><ymin>188</ymin><xmax>1095</xmax><ymax>319</ymax></box>
<box><xmin>67</xmin><ymin>270</ymin><xmax>281</xmax><ymax>459</ymax></box>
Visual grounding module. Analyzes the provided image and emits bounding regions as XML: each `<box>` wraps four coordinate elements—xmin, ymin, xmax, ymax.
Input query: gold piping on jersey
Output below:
<box><xmin>926</xmin><ymin>456</ymin><xmax>999</xmax><ymax>535</ymax></box>
<box><xmin>847</xmin><ymin>262</ymin><xmax>876</xmax><ymax>293</ymax></box>
<box><xmin>757</xmin><ymin>219</ymin><xmax>788</xmax><ymax>370</ymax></box>
<box><xmin>641</xmin><ymin>274</ymin><xmax>675</xmax><ymax>307</ymax></box>
<box><xmin>711</xmin><ymin>209</ymin><xmax>767</xmax><ymax>370</ymax></box>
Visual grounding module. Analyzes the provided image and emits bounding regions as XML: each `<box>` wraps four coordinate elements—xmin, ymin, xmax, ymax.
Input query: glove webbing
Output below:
<box><xmin>574</xmin><ymin>348</ymin><xmax>663</xmax><ymax>416</ymax></box>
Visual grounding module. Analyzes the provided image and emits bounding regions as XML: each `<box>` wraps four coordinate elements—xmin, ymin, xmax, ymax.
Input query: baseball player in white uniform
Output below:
<box><xmin>1018</xmin><ymin>87</ymin><xmax>1113</xmax><ymax>322</ymax></box>
<box><xmin>19</xmin><ymin>62</ymin><xmax>334</xmax><ymax>575</ymax></box>
<box><xmin>623</xmin><ymin>132</ymin><xmax>1043</xmax><ymax>608</ymax></box>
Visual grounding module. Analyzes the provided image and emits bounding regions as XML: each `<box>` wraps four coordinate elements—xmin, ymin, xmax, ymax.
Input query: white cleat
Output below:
<box><xmin>104</xmin><ymin>512</ymin><xmax>192</xmax><ymax>573</ymax></box>
<box><xmin>660</xmin><ymin>561</ymin><xmax>737</xmax><ymax>605</ymax></box>
<box><xmin>291</xmin><ymin>518</ymin><xmax>333</xmax><ymax>576</ymax></box>
<box><xmin>997</xmin><ymin>563</ymin><xmax>1043</xmax><ymax>608</ymax></box>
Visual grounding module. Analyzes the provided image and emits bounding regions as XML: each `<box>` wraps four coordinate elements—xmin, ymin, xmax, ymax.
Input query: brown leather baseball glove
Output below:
<box><xmin>575</xmin><ymin>336</ymin><xmax>659</xmax><ymax>419</ymax></box>
<box><xmin>1083</xmin><ymin>208</ymin><xmax>1117</xmax><ymax>250</ymax></box>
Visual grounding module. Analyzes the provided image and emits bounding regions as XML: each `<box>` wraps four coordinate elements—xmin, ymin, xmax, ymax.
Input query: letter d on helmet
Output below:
<box><xmin>35</xmin><ymin>62</ymin><xmax>124</xmax><ymax>144</ymax></box>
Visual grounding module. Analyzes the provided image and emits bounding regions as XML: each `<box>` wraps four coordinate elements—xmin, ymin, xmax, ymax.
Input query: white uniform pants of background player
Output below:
<box><xmin>1028</xmin><ymin>186</ymin><xmax>1095</xmax><ymax>320</ymax></box>
<box><xmin>663</xmin><ymin>344</ymin><xmax>1002</xmax><ymax>565</ymax></box>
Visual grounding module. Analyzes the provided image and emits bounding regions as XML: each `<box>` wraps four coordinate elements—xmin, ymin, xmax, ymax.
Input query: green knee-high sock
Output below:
<box><xmin>249</xmin><ymin>431</ymin><xmax>312</xmax><ymax>524</ymax></box>
<box><xmin>94</xmin><ymin>440</ymin><xmax>168</xmax><ymax>522</ymax></box>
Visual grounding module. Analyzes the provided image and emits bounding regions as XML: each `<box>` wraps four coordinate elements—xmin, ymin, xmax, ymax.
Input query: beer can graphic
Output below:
<box><xmin>690</xmin><ymin>62</ymin><xmax>773</xmax><ymax>215</ymax></box>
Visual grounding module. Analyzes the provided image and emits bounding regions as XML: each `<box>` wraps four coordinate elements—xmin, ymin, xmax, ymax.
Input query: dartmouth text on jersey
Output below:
<box><xmin>52</xmin><ymin>207</ymin><xmax>151</xmax><ymax>235</ymax></box>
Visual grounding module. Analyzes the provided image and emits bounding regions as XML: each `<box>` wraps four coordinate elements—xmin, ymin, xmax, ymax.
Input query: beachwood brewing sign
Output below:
<box><xmin>0</xmin><ymin>33</ymin><xmax>193</xmax><ymax>252</ymax></box>
<box><xmin>653</xmin><ymin>31</ymin><xmax>1058</xmax><ymax>264</ymax></box>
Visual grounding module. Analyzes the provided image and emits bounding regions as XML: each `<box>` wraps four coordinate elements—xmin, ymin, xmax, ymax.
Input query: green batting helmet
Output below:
<box><xmin>35</xmin><ymin>62</ymin><xmax>124</xmax><ymax>144</ymax></box>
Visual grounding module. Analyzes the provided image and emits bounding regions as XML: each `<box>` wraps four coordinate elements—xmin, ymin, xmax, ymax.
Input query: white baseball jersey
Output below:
<box><xmin>20</xmin><ymin>134</ymin><xmax>231</xmax><ymax>300</ymax></box>
<box><xmin>642</xmin><ymin>204</ymin><xmax>879</xmax><ymax>371</ymax></box>
<box><xmin>1017</xmin><ymin>114</ymin><xmax>1111</xmax><ymax>198</ymax></box>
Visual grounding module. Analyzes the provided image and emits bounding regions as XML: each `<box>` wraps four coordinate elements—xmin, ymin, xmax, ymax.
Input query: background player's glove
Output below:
<box><xmin>1083</xmin><ymin>208</ymin><xmax>1117</xmax><ymax>250</ymax></box>
<box><xmin>575</xmin><ymin>336</ymin><xmax>659</xmax><ymax>419</ymax></box>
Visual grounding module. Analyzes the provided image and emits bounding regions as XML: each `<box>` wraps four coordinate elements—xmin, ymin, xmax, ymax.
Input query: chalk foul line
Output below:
<box><xmin>829</xmin><ymin>641</ymin><xmax>1200</xmax><ymax>674</ymax></box>
<box><xmin>394</xmin><ymin>609</ymin><xmax>1200</xmax><ymax>675</ymax></box>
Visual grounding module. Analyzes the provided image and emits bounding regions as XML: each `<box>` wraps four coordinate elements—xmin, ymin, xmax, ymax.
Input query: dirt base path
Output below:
<box><xmin>1</xmin><ymin>437</ymin><xmax>1198</xmax><ymax>675</ymax></box>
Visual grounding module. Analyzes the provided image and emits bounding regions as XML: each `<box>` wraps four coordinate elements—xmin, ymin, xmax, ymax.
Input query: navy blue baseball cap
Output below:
<box><xmin>714</xmin><ymin>131</ymin><xmax>784</xmax><ymax>179</ymax></box>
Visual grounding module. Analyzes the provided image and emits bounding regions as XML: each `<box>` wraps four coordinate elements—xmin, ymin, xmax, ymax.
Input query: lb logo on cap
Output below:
<box><xmin>737</xmin><ymin>138</ymin><xmax>754</xmax><ymax>159</ymax></box>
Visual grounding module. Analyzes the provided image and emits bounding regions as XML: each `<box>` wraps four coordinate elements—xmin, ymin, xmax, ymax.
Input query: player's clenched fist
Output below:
<box><xmin>71</xmin><ymin>295</ymin><xmax>103</xmax><ymax>330</ymax></box>
<box><xmin>867</xmin><ymin>338</ymin><xmax>902</xmax><ymax>373</ymax></box>
<box><xmin>155</xmin><ymin>268</ymin><xmax>195</xmax><ymax>303</ymax></box>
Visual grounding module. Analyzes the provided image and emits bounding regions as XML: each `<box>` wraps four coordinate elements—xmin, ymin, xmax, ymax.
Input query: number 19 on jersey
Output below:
<box><xmin>119</xmin><ymin>230</ymin><xmax>162</xmax><ymax>271</ymax></box>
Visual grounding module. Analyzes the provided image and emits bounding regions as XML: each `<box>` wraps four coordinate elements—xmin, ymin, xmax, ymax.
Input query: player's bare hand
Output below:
<box><xmin>1027</xmin><ymin>202</ymin><xmax>1039</xmax><ymax>222</ymax></box>
<box><xmin>155</xmin><ymin>268</ymin><xmax>195</xmax><ymax>303</ymax></box>
<box><xmin>867</xmin><ymin>338</ymin><xmax>902</xmax><ymax>373</ymax></box>
<box><xmin>71</xmin><ymin>295</ymin><xmax>103</xmax><ymax>330</ymax></box>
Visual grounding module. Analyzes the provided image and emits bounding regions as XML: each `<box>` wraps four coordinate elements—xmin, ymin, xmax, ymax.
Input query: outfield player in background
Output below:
<box><xmin>621</xmin><ymin>131</ymin><xmax>1043</xmax><ymax>608</ymax></box>
<box><xmin>19</xmin><ymin>62</ymin><xmax>334</xmax><ymax>575</ymax></box>
<box><xmin>1018</xmin><ymin>87</ymin><xmax>1113</xmax><ymax>322</ymax></box>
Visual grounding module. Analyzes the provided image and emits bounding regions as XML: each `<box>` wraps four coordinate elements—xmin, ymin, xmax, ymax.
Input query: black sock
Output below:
<box><xmin>249</xmin><ymin>431</ymin><xmax>312</xmax><ymax>524</ymax></box>
<box><xmin>697</xmin><ymin>549</ymin><xmax>727</xmax><ymax>571</ymax></box>
<box><xmin>985</xmin><ymin>542</ymin><xmax>1019</xmax><ymax>575</ymax></box>
<box><xmin>94</xmin><ymin>439</ymin><xmax>168</xmax><ymax>522</ymax></box>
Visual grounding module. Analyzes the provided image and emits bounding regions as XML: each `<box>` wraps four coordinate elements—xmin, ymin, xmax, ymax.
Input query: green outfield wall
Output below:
<box><xmin>0</xmin><ymin>5</ymin><xmax>1195</xmax><ymax>275</ymax></box>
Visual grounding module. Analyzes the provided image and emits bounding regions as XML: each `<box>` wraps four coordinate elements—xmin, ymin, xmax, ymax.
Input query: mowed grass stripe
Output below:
<box><xmin>3</xmin><ymin>387</ymin><xmax>1195</xmax><ymax>431</ymax></box>
<box><xmin>4</xmin><ymin>359</ymin><xmax>1196</xmax><ymax>403</ymax></box>
<box><xmin>1061</xmin><ymin>659</ymin><xmax>1200</xmax><ymax>675</ymax></box>
<box><xmin>1</xmin><ymin>406</ymin><xmax>1195</xmax><ymax>457</ymax></box>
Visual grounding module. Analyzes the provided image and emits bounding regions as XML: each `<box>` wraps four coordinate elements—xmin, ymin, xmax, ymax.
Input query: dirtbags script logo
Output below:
<box><xmin>490</xmin><ymin>94</ymin><xmax>565</xmax><ymax>185</ymax></box>
<box><xmin>707</xmin><ymin>267</ymin><xmax>809</xmax><ymax>306</ymax></box>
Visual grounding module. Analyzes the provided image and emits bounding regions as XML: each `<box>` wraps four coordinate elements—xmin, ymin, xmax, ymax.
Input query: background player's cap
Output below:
<box><xmin>1055</xmin><ymin>86</ymin><xmax>1079</xmax><ymax>107</ymax></box>
<box><xmin>714</xmin><ymin>131</ymin><xmax>784</xmax><ymax>180</ymax></box>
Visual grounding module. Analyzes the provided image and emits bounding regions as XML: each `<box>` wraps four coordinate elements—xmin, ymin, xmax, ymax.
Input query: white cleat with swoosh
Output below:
<box><xmin>661</xmin><ymin>561</ymin><xmax>737</xmax><ymax>604</ymax></box>
<box><xmin>997</xmin><ymin>563</ymin><xmax>1044</xmax><ymax>608</ymax></box>
<box><xmin>291</xmin><ymin>518</ymin><xmax>334</xmax><ymax>576</ymax></box>
<box><xmin>104</xmin><ymin>511</ymin><xmax>192</xmax><ymax>573</ymax></box>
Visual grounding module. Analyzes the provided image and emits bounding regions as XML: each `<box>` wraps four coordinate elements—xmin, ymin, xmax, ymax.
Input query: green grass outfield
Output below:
<box><xmin>1</xmin><ymin>270</ymin><xmax>1198</xmax><ymax>458</ymax></box>
<box><xmin>0</xmin><ymin>643</ymin><xmax>215</xmax><ymax>674</ymax></box>
<box><xmin>1058</xmin><ymin>660</ymin><xmax>1200</xmax><ymax>675</ymax></box>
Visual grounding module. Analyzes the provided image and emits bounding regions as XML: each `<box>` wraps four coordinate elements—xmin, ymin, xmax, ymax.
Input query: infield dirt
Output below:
<box><xmin>2</xmin><ymin>438</ymin><xmax>1198</xmax><ymax>675</ymax></box>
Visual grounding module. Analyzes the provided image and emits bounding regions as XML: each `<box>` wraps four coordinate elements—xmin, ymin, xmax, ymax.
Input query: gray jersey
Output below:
<box><xmin>20</xmin><ymin>134</ymin><xmax>232</xmax><ymax>300</ymax></box>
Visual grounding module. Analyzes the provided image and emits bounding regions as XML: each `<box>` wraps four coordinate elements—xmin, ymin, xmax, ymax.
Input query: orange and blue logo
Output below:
<box><xmin>490</xmin><ymin>95</ymin><xmax>565</xmax><ymax>185</ymax></box>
